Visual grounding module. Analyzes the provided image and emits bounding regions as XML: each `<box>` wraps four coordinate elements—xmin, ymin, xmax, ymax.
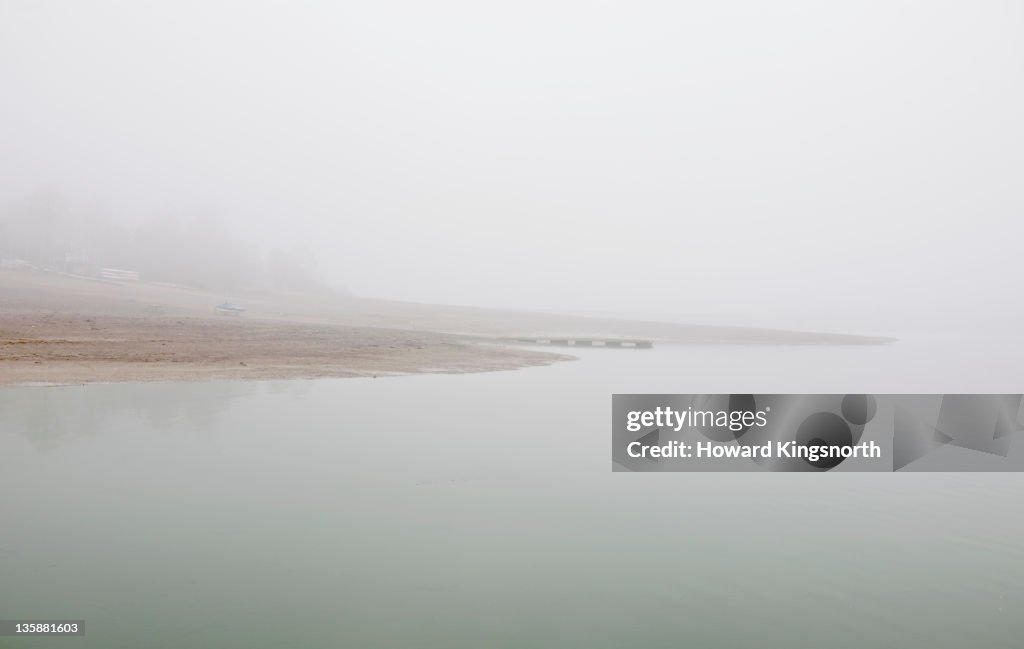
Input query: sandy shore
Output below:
<box><xmin>0</xmin><ymin>311</ymin><xmax>567</xmax><ymax>385</ymax></box>
<box><xmin>0</xmin><ymin>269</ymin><xmax>891</xmax><ymax>385</ymax></box>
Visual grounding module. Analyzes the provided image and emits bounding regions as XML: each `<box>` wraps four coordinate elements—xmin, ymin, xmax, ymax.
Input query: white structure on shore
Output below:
<box><xmin>99</xmin><ymin>268</ymin><xmax>140</xmax><ymax>281</ymax></box>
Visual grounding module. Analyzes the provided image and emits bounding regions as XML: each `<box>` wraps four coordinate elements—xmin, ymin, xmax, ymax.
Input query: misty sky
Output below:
<box><xmin>2</xmin><ymin>1</ymin><xmax>1021</xmax><ymax>333</ymax></box>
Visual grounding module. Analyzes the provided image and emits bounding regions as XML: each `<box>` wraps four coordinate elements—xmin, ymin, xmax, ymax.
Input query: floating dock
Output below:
<box><xmin>506</xmin><ymin>337</ymin><xmax>653</xmax><ymax>349</ymax></box>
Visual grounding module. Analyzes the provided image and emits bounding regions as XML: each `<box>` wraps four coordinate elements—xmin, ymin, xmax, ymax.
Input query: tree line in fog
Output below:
<box><xmin>0</xmin><ymin>190</ymin><xmax>334</xmax><ymax>294</ymax></box>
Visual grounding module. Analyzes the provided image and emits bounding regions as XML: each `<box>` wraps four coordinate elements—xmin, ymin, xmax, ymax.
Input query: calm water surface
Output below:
<box><xmin>2</xmin><ymin>336</ymin><xmax>1022</xmax><ymax>648</ymax></box>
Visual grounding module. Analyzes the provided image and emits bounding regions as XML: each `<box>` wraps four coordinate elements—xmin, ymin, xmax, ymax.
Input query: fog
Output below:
<box><xmin>2</xmin><ymin>1</ymin><xmax>1021</xmax><ymax>333</ymax></box>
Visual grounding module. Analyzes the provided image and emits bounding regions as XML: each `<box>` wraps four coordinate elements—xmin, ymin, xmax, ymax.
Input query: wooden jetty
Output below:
<box><xmin>505</xmin><ymin>337</ymin><xmax>653</xmax><ymax>349</ymax></box>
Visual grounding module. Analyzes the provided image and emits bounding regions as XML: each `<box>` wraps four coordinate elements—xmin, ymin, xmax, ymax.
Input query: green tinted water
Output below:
<box><xmin>2</xmin><ymin>342</ymin><xmax>1022</xmax><ymax>647</ymax></box>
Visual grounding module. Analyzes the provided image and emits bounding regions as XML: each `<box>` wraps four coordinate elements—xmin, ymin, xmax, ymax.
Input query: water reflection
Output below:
<box><xmin>0</xmin><ymin>380</ymin><xmax>315</xmax><ymax>449</ymax></box>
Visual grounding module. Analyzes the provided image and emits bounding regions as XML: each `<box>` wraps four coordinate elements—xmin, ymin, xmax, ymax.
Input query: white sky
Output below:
<box><xmin>2</xmin><ymin>1</ymin><xmax>1022</xmax><ymax>332</ymax></box>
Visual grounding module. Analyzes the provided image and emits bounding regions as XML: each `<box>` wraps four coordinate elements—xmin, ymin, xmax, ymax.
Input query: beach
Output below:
<box><xmin>0</xmin><ymin>269</ymin><xmax>890</xmax><ymax>385</ymax></box>
<box><xmin>0</xmin><ymin>310</ymin><xmax>567</xmax><ymax>384</ymax></box>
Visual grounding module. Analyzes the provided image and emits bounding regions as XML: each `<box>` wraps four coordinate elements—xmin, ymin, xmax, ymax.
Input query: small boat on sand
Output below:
<box><xmin>214</xmin><ymin>302</ymin><xmax>247</xmax><ymax>316</ymax></box>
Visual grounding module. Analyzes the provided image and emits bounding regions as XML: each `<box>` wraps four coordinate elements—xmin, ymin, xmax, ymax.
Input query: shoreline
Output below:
<box><xmin>0</xmin><ymin>311</ymin><xmax>571</xmax><ymax>386</ymax></box>
<box><xmin>0</xmin><ymin>269</ymin><xmax>892</xmax><ymax>386</ymax></box>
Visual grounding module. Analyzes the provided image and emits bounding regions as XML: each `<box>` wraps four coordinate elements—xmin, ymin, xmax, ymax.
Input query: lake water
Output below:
<box><xmin>2</xmin><ymin>336</ymin><xmax>1023</xmax><ymax>648</ymax></box>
